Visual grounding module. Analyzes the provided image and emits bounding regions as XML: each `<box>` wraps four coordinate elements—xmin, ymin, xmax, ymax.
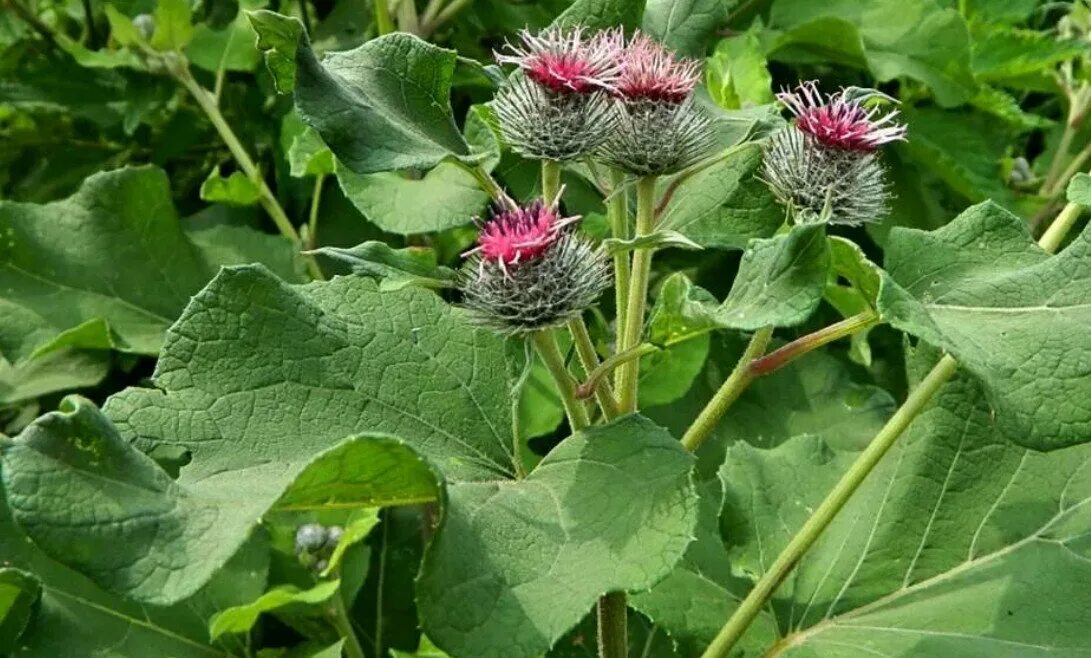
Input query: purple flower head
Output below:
<box><xmin>496</xmin><ymin>26</ymin><xmax>622</xmax><ymax>95</ymax></box>
<box><xmin>615</xmin><ymin>31</ymin><xmax>702</xmax><ymax>104</ymax></box>
<box><xmin>777</xmin><ymin>81</ymin><xmax>907</xmax><ymax>152</ymax></box>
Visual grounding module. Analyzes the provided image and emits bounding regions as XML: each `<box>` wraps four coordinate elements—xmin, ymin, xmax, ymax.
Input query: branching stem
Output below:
<box><xmin>616</xmin><ymin>176</ymin><xmax>658</xmax><ymax>412</ymax></box>
<box><xmin>576</xmin><ymin>343</ymin><xmax>659</xmax><ymax>401</ymax></box>
<box><xmin>531</xmin><ymin>330</ymin><xmax>590</xmax><ymax>431</ymax></box>
<box><xmin>566</xmin><ymin>317</ymin><xmax>621</xmax><ymax>420</ymax></box>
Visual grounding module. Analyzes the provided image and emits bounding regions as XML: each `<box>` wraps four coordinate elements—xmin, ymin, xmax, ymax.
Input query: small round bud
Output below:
<box><xmin>133</xmin><ymin>14</ymin><xmax>156</xmax><ymax>41</ymax></box>
<box><xmin>315</xmin><ymin>559</ymin><xmax>329</xmax><ymax>573</ymax></box>
<box><xmin>493</xmin><ymin>76</ymin><xmax>617</xmax><ymax>161</ymax></box>
<box><xmin>761</xmin><ymin>126</ymin><xmax>890</xmax><ymax>226</ymax></box>
<box><xmin>295</xmin><ymin>523</ymin><xmax>327</xmax><ymax>554</ymax></box>
<box><xmin>460</xmin><ymin>201</ymin><xmax>610</xmax><ymax>335</ymax></box>
<box><xmin>599</xmin><ymin>98</ymin><xmax>714</xmax><ymax>176</ymax></box>
<box><xmin>324</xmin><ymin>526</ymin><xmax>344</xmax><ymax>549</ymax></box>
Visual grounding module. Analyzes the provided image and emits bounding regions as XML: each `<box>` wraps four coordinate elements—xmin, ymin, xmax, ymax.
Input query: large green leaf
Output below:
<box><xmin>642</xmin><ymin>0</ymin><xmax>733</xmax><ymax>57</ymax></box>
<box><xmin>879</xmin><ymin>201</ymin><xmax>1091</xmax><ymax>450</ymax></box>
<box><xmin>658</xmin><ymin>144</ymin><xmax>785</xmax><ymax>250</ymax></box>
<box><xmin>0</xmin><ymin>166</ymin><xmax>303</xmax><ymax>365</ymax></box>
<box><xmin>1</xmin><ymin>395</ymin><xmax>441</xmax><ymax>605</ymax></box>
<box><xmin>552</xmin><ymin>0</ymin><xmax>643</xmax><ymax>30</ymax></box>
<box><xmin>284</xmin><ymin>17</ymin><xmax>472</xmax><ymax>174</ymax></box>
<box><xmin>336</xmin><ymin>163</ymin><xmax>488</xmax><ymax>235</ymax></box>
<box><xmin>900</xmin><ymin>107</ymin><xmax>1012</xmax><ymax>204</ymax></box>
<box><xmin>971</xmin><ymin>22</ymin><xmax>1089</xmax><ymax>82</ymax></box>
<box><xmin>0</xmin><ymin>349</ymin><xmax>109</xmax><ymax>406</ymax></box>
<box><xmin>0</xmin><ymin>485</ymin><xmax>264</xmax><ymax>658</ymax></box>
<box><xmin>714</xmin><ymin>224</ymin><xmax>830</xmax><ymax>330</ymax></box>
<box><xmin>721</xmin><ymin>344</ymin><xmax>1091</xmax><ymax>656</ymax></box>
<box><xmin>768</xmin><ymin>0</ymin><xmax>976</xmax><ymax>107</ymax></box>
<box><xmin>418</xmin><ymin>415</ymin><xmax>698</xmax><ymax>658</ymax></box>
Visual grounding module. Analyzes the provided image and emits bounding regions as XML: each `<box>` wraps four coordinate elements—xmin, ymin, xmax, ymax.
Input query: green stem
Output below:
<box><xmin>542</xmin><ymin>160</ymin><xmax>562</xmax><ymax>204</ymax></box>
<box><xmin>531</xmin><ymin>330</ymin><xmax>590</xmax><ymax>431</ymax></box>
<box><xmin>329</xmin><ymin>585</ymin><xmax>367</xmax><ymax>658</ymax></box>
<box><xmin>1039</xmin><ymin>197</ymin><xmax>1084</xmax><ymax>254</ymax></box>
<box><xmin>566</xmin><ymin>317</ymin><xmax>621</xmax><ymax>420</ymax></box>
<box><xmin>701</xmin><ymin>194</ymin><xmax>1085</xmax><ymax>657</ymax></box>
<box><xmin>307</xmin><ymin>174</ymin><xmax>326</xmax><ymax>252</ymax></box>
<box><xmin>424</xmin><ymin>0</ymin><xmax>471</xmax><ymax>34</ymax></box>
<box><xmin>607</xmin><ymin>168</ymin><xmax>631</xmax><ymax>351</ymax></box>
<box><xmin>1042</xmin><ymin>121</ymin><xmax>1077</xmax><ymax>196</ymax></box>
<box><xmin>174</xmin><ymin>63</ymin><xmax>324</xmax><ymax>280</ymax></box>
<box><xmin>700</xmin><ymin>354</ymin><xmax>959</xmax><ymax>658</ymax></box>
<box><xmin>597</xmin><ymin>591</ymin><xmax>628</xmax><ymax>658</ymax></box>
<box><xmin>373</xmin><ymin>0</ymin><xmax>394</xmax><ymax>35</ymax></box>
<box><xmin>577</xmin><ymin>343</ymin><xmax>659</xmax><ymax>401</ymax></box>
<box><xmin>748</xmin><ymin>311</ymin><xmax>879</xmax><ymax>377</ymax></box>
<box><xmin>616</xmin><ymin>176</ymin><xmax>659</xmax><ymax>412</ymax></box>
<box><xmin>1048</xmin><ymin>139</ymin><xmax>1091</xmax><ymax>198</ymax></box>
<box><xmin>396</xmin><ymin>0</ymin><xmax>420</xmax><ymax>34</ymax></box>
<box><xmin>680</xmin><ymin>327</ymin><xmax>773</xmax><ymax>452</ymax></box>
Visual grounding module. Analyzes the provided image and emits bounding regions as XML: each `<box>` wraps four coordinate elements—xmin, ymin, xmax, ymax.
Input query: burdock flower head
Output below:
<box><xmin>492</xmin><ymin>27</ymin><xmax>621</xmax><ymax>161</ymax></box>
<box><xmin>762</xmin><ymin>81</ymin><xmax>907</xmax><ymax>225</ymax></box>
<box><xmin>460</xmin><ymin>199</ymin><xmax>611</xmax><ymax>335</ymax></box>
<box><xmin>599</xmin><ymin>32</ymin><xmax>713</xmax><ymax>176</ymax></box>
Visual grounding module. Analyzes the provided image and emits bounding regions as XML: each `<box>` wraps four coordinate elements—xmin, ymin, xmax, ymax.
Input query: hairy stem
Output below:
<box><xmin>597</xmin><ymin>591</ymin><xmax>628</xmax><ymax>658</ymax></box>
<box><xmin>607</xmin><ymin>168</ymin><xmax>632</xmax><ymax>357</ymax></box>
<box><xmin>1042</xmin><ymin>121</ymin><xmax>1077</xmax><ymax>196</ymax></box>
<box><xmin>329</xmin><ymin>585</ymin><xmax>367</xmax><ymax>658</ymax></box>
<box><xmin>749</xmin><ymin>311</ymin><xmax>879</xmax><ymax>377</ymax></box>
<box><xmin>567</xmin><ymin>317</ymin><xmax>621</xmax><ymax>420</ymax></box>
<box><xmin>616</xmin><ymin>176</ymin><xmax>658</xmax><ymax>412</ymax></box>
<box><xmin>173</xmin><ymin>63</ymin><xmax>324</xmax><ymax>280</ymax></box>
<box><xmin>373</xmin><ymin>0</ymin><xmax>395</xmax><ymax>35</ymax></box>
<box><xmin>307</xmin><ymin>174</ymin><xmax>326</xmax><ymax>252</ymax></box>
<box><xmin>577</xmin><ymin>343</ymin><xmax>659</xmax><ymax>401</ymax></box>
<box><xmin>701</xmin><ymin>192</ymin><xmax>1084</xmax><ymax>658</ymax></box>
<box><xmin>700</xmin><ymin>354</ymin><xmax>961</xmax><ymax>658</ymax></box>
<box><xmin>531</xmin><ymin>330</ymin><xmax>590</xmax><ymax>431</ymax></box>
<box><xmin>680</xmin><ymin>327</ymin><xmax>773</xmax><ymax>452</ymax></box>
<box><xmin>542</xmin><ymin>160</ymin><xmax>562</xmax><ymax>204</ymax></box>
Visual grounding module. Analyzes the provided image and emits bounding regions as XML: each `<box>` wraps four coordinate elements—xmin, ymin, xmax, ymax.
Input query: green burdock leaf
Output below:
<box><xmin>971</xmin><ymin>22</ymin><xmax>1089</xmax><ymax>82</ymax></box>
<box><xmin>640</xmin><ymin>273</ymin><xmax>717</xmax><ymax>408</ymax></box>
<box><xmin>209</xmin><ymin>581</ymin><xmax>341</xmax><ymax>640</ymax></box>
<box><xmin>0</xmin><ymin>166</ymin><xmax>302</xmax><ymax>365</ymax></box>
<box><xmin>0</xmin><ymin>568</ymin><xmax>40</xmax><ymax>654</ymax></box>
<box><xmin>336</xmin><ymin>163</ymin><xmax>488</xmax><ymax>235</ymax></box>
<box><xmin>602</xmin><ymin>230</ymin><xmax>702</xmax><ymax>255</ymax></box>
<box><xmin>552</xmin><ymin>0</ymin><xmax>643</xmax><ymax>30</ymax></box>
<box><xmin>720</xmin><ymin>344</ymin><xmax>1091</xmax><ymax>655</ymax></box>
<box><xmin>0</xmin><ymin>349</ymin><xmax>109</xmax><ymax>406</ymax></box>
<box><xmin>288</xmin><ymin>127</ymin><xmax>335</xmax><ymax>177</ymax></box>
<box><xmin>714</xmin><ymin>224</ymin><xmax>830</xmax><ymax>330</ymax></box>
<box><xmin>768</xmin><ymin>0</ymin><xmax>976</xmax><ymax>107</ymax></box>
<box><xmin>1068</xmin><ymin>172</ymin><xmax>1091</xmax><ymax>205</ymax></box>
<box><xmin>642</xmin><ymin>0</ymin><xmax>731</xmax><ymax>57</ymax></box>
<box><xmin>247</xmin><ymin>9</ymin><xmax>303</xmax><ymax>93</ymax></box>
<box><xmin>306</xmin><ymin>242</ymin><xmax>457</xmax><ymax>291</ymax></box>
<box><xmin>391</xmin><ymin>636</ymin><xmax>450</xmax><ymax>658</ymax></box>
<box><xmin>658</xmin><ymin>144</ymin><xmax>784</xmax><ymax>250</ymax></box>
<box><xmin>418</xmin><ymin>415</ymin><xmax>698</xmax><ymax>658</ymax></box>
<box><xmin>706</xmin><ymin>27</ymin><xmax>775</xmax><ymax>109</ymax></box>
<box><xmin>290</xmin><ymin>26</ymin><xmax>474</xmax><ymax>174</ymax></box>
<box><xmin>199</xmin><ymin>167</ymin><xmax>261</xmax><ymax>205</ymax></box>
<box><xmin>1</xmin><ymin>395</ymin><xmax>441</xmax><ymax>605</ymax></box>
<box><xmin>0</xmin><ymin>486</ymin><xmax>265</xmax><ymax>658</ymax></box>
<box><xmin>879</xmin><ymin>201</ymin><xmax>1091</xmax><ymax>450</ymax></box>
<box><xmin>901</xmin><ymin>107</ymin><xmax>1012</xmax><ymax>204</ymax></box>
<box><xmin>150</xmin><ymin>0</ymin><xmax>194</xmax><ymax>51</ymax></box>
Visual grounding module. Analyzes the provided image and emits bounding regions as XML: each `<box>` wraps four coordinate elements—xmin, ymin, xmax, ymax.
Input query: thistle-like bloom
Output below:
<box><xmin>496</xmin><ymin>26</ymin><xmax>622</xmax><ymax>95</ymax></box>
<box><xmin>614</xmin><ymin>32</ymin><xmax>702</xmax><ymax>104</ymax></box>
<box><xmin>762</xmin><ymin>127</ymin><xmax>891</xmax><ymax>226</ymax></box>
<box><xmin>460</xmin><ymin>201</ymin><xmax>610</xmax><ymax>335</ymax></box>
<box><xmin>777</xmin><ymin>81</ymin><xmax>907</xmax><ymax>152</ymax></box>
<box><xmin>762</xmin><ymin>81</ymin><xmax>905</xmax><ymax>225</ymax></box>
<box><xmin>599</xmin><ymin>32</ymin><xmax>712</xmax><ymax>176</ymax></box>
<box><xmin>493</xmin><ymin>27</ymin><xmax>621</xmax><ymax>161</ymax></box>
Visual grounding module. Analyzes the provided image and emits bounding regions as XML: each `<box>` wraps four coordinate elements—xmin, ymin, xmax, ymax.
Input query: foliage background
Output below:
<box><xmin>1</xmin><ymin>0</ymin><xmax>1090</xmax><ymax>657</ymax></box>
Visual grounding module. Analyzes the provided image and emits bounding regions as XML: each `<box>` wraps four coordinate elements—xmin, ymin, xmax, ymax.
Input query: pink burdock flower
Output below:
<box><xmin>496</xmin><ymin>26</ymin><xmax>622</xmax><ymax>95</ymax></box>
<box><xmin>777</xmin><ymin>81</ymin><xmax>907</xmax><ymax>152</ymax></box>
<box><xmin>460</xmin><ymin>200</ymin><xmax>609</xmax><ymax>335</ymax></box>
<box><xmin>598</xmin><ymin>32</ymin><xmax>712</xmax><ymax>175</ymax></box>
<box><xmin>465</xmin><ymin>200</ymin><xmax>578</xmax><ymax>271</ymax></box>
<box><xmin>615</xmin><ymin>32</ymin><xmax>702</xmax><ymax>104</ymax></box>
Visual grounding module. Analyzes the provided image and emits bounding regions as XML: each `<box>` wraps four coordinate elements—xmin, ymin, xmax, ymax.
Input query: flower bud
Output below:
<box><xmin>295</xmin><ymin>523</ymin><xmax>327</xmax><ymax>554</ymax></box>
<box><xmin>761</xmin><ymin>81</ymin><xmax>906</xmax><ymax>225</ymax></box>
<box><xmin>492</xmin><ymin>27</ymin><xmax>622</xmax><ymax>161</ymax></box>
<box><xmin>133</xmin><ymin>14</ymin><xmax>155</xmax><ymax>41</ymax></box>
<box><xmin>598</xmin><ymin>32</ymin><xmax>713</xmax><ymax>175</ymax></box>
<box><xmin>460</xmin><ymin>201</ymin><xmax>610</xmax><ymax>335</ymax></box>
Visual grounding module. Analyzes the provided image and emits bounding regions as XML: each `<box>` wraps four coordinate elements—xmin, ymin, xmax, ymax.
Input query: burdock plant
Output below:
<box><xmin>762</xmin><ymin>81</ymin><xmax>908</xmax><ymax>225</ymax></box>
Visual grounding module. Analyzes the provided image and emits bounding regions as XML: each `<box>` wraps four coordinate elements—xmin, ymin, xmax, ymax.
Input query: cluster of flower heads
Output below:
<box><xmin>763</xmin><ymin>82</ymin><xmax>907</xmax><ymax>225</ymax></box>
<box><xmin>460</xmin><ymin>199</ymin><xmax>610</xmax><ymax>335</ymax></box>
<box><xmin>492</xmin><ymin>26</ymin><xmax>713</xmax><ymax>175</ymax></box>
